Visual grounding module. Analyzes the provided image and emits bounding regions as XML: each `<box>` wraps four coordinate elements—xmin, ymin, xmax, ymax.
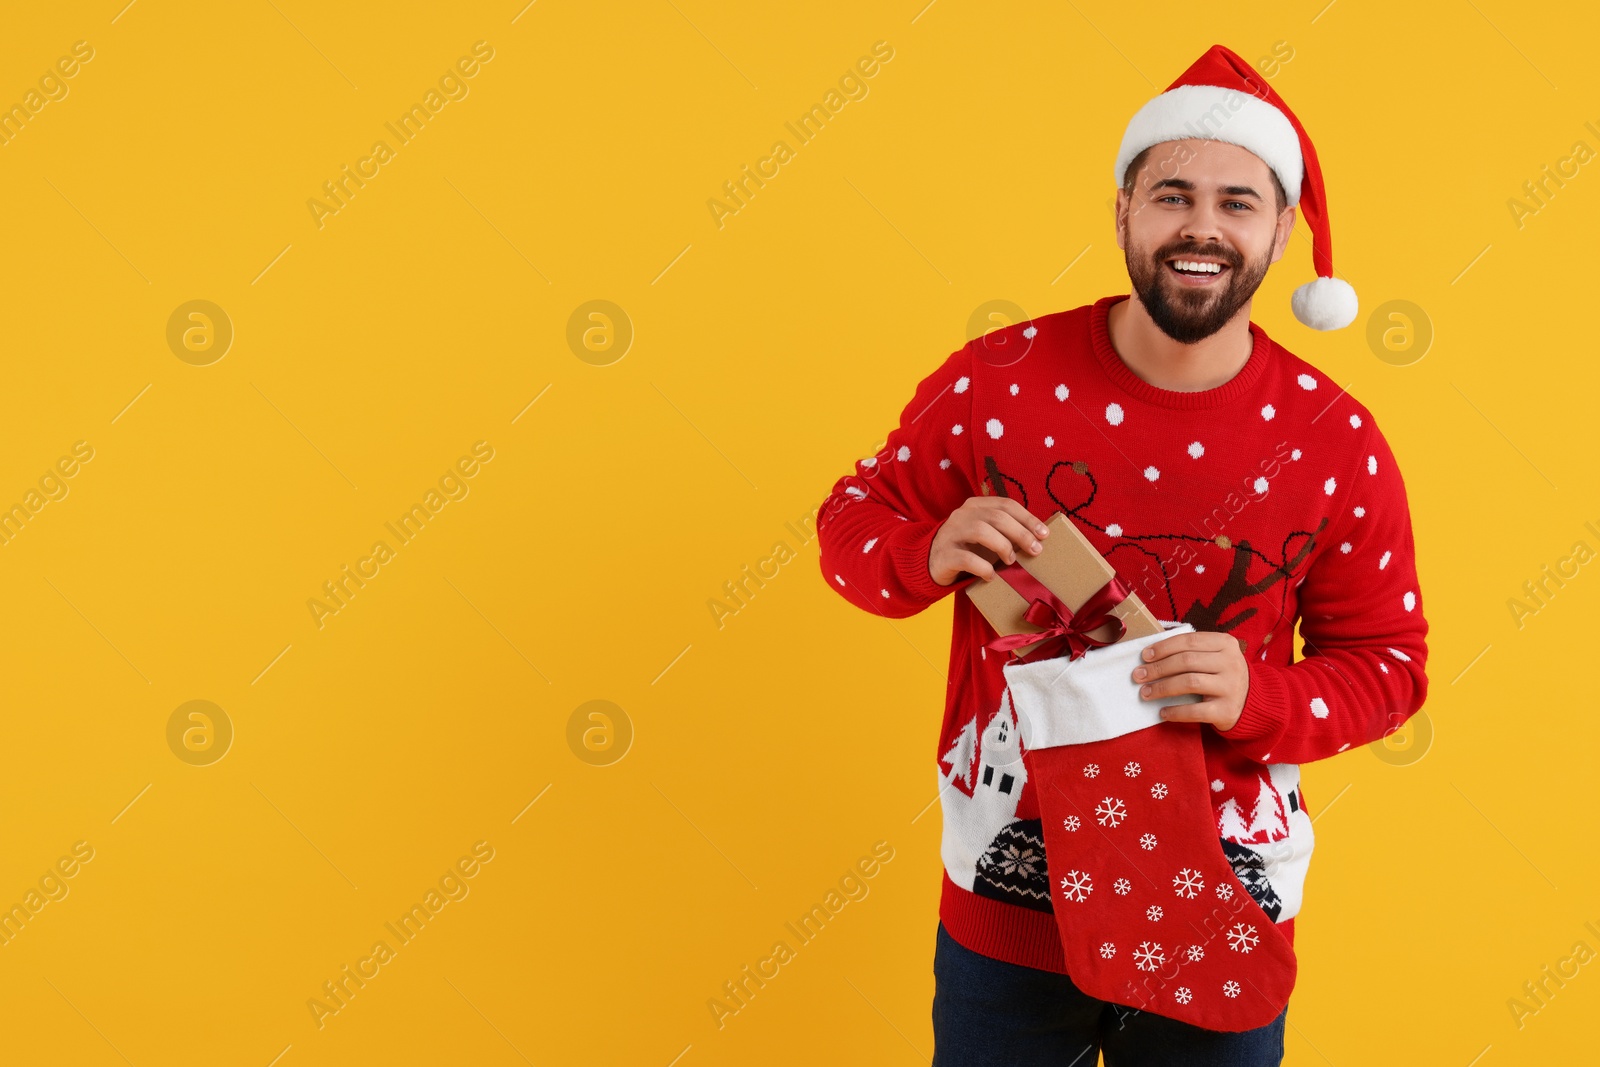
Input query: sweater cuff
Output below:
<box><xmin>886</xmin><ymin>519</ymin><xmax>951</xmax><ymax>604</ymax></box>
<box><xmin>1219</xmin><ymin>658</ymin><xmax>1290</xmax><ymax>751</ymax></box>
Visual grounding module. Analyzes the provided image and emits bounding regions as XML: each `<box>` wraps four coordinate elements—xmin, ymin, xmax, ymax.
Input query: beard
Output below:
<box><xmin>1126</xmin><ymin>237</ymin><xmax>1271</xmax><ymax>344</ymax></box>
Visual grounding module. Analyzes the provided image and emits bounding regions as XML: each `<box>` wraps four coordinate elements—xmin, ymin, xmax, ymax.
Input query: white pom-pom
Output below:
<box><xmin>1291</xmin><ymin>276</ymin><xmax>1358</xmax><ymax>330</ymax></box>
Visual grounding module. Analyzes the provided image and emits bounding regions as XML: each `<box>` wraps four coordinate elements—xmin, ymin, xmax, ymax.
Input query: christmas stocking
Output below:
<box><xmin>1004</xmin><ymin>621</ymin><xmax>1297</xmax><ymax>1032</ymax></box>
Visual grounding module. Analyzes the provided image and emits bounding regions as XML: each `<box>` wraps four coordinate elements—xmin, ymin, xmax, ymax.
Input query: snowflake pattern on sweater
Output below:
<box><xmin>816</xmin><ymin>295</ymin><xmax>1429</xmax><ymax>973</ymax></box>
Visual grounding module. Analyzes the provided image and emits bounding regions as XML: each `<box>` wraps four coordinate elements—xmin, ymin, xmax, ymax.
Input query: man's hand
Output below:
<box><xmin>928</xmin><ymin>497</ymin><xmax>1050</xmax><ymax>587</ymax></box>
<box><xmin>1131</xmin><ymin>629</ymin><xmax>1251</xmax><ymax>733</ymax></box>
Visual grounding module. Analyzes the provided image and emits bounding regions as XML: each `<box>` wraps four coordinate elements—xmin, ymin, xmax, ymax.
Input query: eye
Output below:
<box><xmin>1158</xmin><ymin>195</ymin><xmax>1186</xmax><ymax>205</ymax></box>
<box><xmin>1224</xmin><ymin>201</ymin><xmax>1252</xmax><ymax>211</ymax></box>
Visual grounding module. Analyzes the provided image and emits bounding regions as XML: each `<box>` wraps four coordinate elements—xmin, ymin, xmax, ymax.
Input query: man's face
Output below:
<box><xmin>1116</xmin><ymin>139</ymin><xmax>1294</xmax><ymax>344</ymax></box>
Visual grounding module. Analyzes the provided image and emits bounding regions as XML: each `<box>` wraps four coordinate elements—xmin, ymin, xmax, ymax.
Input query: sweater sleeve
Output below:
<box><xmin>1218</xmin><ymin>414</ymin><xmax>1429</xmax><ymax>763</ymax></box>
<box><xmin>816</xmin><ymin>341</ymin><xmax>978</xmax><ymax>620</ymax></box>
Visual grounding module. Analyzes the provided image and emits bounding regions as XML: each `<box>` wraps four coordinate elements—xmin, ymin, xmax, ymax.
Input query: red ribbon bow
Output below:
<box><xmin>983</xmin><ymin>563</ymin><xmax>1131</xmax><ymax>664</ymax></box>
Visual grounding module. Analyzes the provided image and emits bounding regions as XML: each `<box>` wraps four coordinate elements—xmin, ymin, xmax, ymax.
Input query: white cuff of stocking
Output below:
<box><xmin>1007</xmin><ymin>620</ymin><xmax>1203</xmax><ymax>750</ymax></box>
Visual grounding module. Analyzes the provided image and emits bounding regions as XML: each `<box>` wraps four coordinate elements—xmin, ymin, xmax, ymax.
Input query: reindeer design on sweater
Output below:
<box><xmin>980</xmin><ymin>454</ymin><xmax>1329</xmax><ymax>638</ymax></box>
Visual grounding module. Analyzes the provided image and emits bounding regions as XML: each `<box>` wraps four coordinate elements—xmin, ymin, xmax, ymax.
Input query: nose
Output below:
<box><xmin>1180</xmin><ymin>201</ymin><xmax>1224</xmax><ymax>245</ymax></box>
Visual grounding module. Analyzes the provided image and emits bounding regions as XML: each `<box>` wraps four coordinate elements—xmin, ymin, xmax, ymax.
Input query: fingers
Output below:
<box><xmin>1140</xmin><ymin>630</ymin><xmax>1232</xmax><ymax>663</ymax></box>
<box><xmin>1133</xmin><ymin>648</ymin><xmax>1219</xmax><ymax>683</ymax></box>
<box><xmin>995</xmin><ymin>498</ymin><xmax>1051</xmax><ymax>541</ymax></box>
<box><xmin>990</xmin><ymin>499</ymin><xmax>1050</xmax><ymax>561</ymax></box>
<box><xmin>949</xmin><ymin>549</ymin><xmax>1000</xmax><ymax>582</ymax></box>
<box><xmin>991</xmin><ymin>509</ymin><xmax>1047</xmax><ymax>560</ymax></box>
<box><xmin>1157</xmin><ymin>699</ymin><xmax>1224</xmax><ymax>725</ymax></box>
<box><xmin>1137</xmin><ymin>670</ymin><xmax>1223</xmax><ymax>702</ymax></box>
<box><xmin>931</xmin><ymin>497</ymin><xmax>1050</xmax><ymax>584</ymax></box>
<box><xmin>947</xmin><ymin>514</ymin><xmax>1026</xmax><ymax>568</ymax></box>
<box><xmin>973</xmin><ymin>516</ymin><xmax>1038</xmax><ymax>566</ymax></box>
<box><xmin>964</xmin><ymin>499</ymin><xmax>1046</xmax><ymax>566</ymax></box>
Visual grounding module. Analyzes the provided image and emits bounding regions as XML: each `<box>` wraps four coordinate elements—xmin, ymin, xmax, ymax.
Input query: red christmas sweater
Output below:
<box><xmin>816</xmin><ymin>294</ymin><xmax>1429</xmax><ymax>972</ymax></box>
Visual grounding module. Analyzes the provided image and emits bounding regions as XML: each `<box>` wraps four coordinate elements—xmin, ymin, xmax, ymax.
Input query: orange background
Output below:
<box><xmin>0</xmin><ymin>1</ymin><xmax>1593</xmax><ymax>1063</ymax></box>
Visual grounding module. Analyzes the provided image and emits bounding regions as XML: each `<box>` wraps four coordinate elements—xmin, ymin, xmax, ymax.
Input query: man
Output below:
<box><xmin>816</xmin><ymin>44</ymin><xmax>1427</xmax><ymax>1066</ymax></box>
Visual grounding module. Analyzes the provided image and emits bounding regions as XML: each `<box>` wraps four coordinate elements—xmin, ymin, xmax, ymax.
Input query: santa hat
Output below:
<box><xmin>1113</xmin><ymin>44</ymin><xmax>1357</xmax><ymax>331</ymax></box>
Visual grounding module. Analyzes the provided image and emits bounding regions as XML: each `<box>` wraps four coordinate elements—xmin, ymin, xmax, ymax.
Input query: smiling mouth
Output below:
<box><xmin>1165</xmin><ymin>258</ymin><xmax>1231</xmax><ymax>284</ymax></box>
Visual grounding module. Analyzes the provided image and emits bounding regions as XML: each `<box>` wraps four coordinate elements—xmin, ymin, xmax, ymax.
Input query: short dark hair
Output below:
<box><xmin>1121</xmin><ymin>143</ymin><xmax>1287</xmax><ymax>215</ymax></box>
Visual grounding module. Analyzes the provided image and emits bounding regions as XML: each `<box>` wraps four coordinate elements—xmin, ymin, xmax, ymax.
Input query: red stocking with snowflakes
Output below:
<box><xmin>1005</xmin><ymin>621</ymin><xmax>1296</xmax><ymax>1032</ymax></box>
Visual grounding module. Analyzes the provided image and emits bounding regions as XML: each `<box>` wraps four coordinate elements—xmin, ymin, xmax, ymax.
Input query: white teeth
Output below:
<box><xmin>1171</xmin><ymin>259</ymin><xmax>1223</xmax><ymax>274</ymax></box>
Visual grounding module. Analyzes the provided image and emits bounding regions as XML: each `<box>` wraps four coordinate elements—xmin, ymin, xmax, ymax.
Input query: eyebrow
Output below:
<box><xmin>1148</xmin><ymin>177</ymin><xmax>1264</xmax><ymax>202</ymax></box>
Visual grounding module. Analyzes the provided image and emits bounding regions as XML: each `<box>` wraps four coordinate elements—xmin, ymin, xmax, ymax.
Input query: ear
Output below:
<box><xmin>1114</xmin><ymin>188</ymin><xmax>1130</xmax><ymax>251</ymax></box>
<box><xmin>1268</xmin><ymin>205</ymin><xmax>1296</xmax><ymax>265</ymax></box>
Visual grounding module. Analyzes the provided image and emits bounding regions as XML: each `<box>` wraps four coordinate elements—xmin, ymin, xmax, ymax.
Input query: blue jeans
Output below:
<box><xmin>932</xmin><ymin>922</ymin><xmax>1287</xmax><ymax>1066</ymax></box>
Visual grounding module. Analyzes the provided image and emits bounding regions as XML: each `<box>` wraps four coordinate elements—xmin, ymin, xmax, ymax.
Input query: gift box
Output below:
<box><xmin>964</xmin><ymin>507</ymin><xmax>1203</xmax><ymax>746</ymax></box>
<box><xmin>965</xmin><ymin>510</ymin><xmax>1164</xmax><ymax>663</ymax></box>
